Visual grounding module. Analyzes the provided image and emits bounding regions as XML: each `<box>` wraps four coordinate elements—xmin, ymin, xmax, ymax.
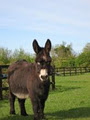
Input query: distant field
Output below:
<box><xmin>0</xmin><ymin>73</ymin><xmax>90</xmax><ymax>120</ymax></box>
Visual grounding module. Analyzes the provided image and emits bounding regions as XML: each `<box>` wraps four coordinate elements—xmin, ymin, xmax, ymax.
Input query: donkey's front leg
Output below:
<box><xmin>38</xmin><ymin>99</ymin><xmax>46</xmax><ymax>120</ymax></box>
<box><xmin>31</xmin><ymin>98</ymin><xmax>40</xmax><ymax>120</ymax></box>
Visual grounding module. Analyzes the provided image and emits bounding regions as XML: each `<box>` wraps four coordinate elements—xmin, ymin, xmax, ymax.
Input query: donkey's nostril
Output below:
<box><xmin>41</xmin><ymin>75</ymin><xmax>48</xmax><ymax>80</ymax></box>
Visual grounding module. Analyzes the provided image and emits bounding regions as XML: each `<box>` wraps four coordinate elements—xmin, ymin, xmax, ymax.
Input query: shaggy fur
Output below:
<box><xmin>8</xmin><ymin>39</ymin><xmax>52</xmax><ymax>120</ymax></box>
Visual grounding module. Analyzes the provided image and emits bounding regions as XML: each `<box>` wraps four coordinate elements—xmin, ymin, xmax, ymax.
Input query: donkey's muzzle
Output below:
<box><xmin>41</xmin><ymin>75</ymin><xmax>48</xmax><ymax>81</ymax></box>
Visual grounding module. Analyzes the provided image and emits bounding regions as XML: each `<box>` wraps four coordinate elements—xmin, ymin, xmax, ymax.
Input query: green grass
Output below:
<box><xmin>0</xmin><ymin>73</ymin><xmax>90</xmax><ymax>120</ymax></box>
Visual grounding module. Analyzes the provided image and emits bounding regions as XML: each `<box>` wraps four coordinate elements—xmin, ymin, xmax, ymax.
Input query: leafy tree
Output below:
<box><xmin>0</xmin><ymin>47</ymin><xmax>35</xmax><ymax>64</ymax></box>
<box><xmin>76</xmin><ymin>43</ymin><xmax>90</xmax><ymax>67</ymax></box>
<box><xmin>51</xmin><ymin>42</ymin><xmax>75</xmax><ymax>67</ymax></box>
<box><xmin>0</xmin><ymin>48</ymin><xmax>12</xmax><ymax>64</ymax></box>
<box><xmin>76</xmin><ymin>52</ymin><xmax>90</xmax><ymax>67</ymax></box>
<box><xmin>53</xmin><ymin>42</ymin><xmax>73</xmax><ymax>58</ymax></box>
<box><xmin>11</xmin><ymin>48</ymin><xmax>34</xmax><ymax>63</ymax></box>
<box><xmin>83</xmin><ymin>43</ymin><xmax>90</xmax><ymax>53</ymax></box>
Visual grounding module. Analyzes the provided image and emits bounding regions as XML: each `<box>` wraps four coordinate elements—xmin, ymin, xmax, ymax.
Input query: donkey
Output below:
<box><xmin>8</xmin><ymin>39</ymin><xmax>52</xmax><ymax>120</ymax></box>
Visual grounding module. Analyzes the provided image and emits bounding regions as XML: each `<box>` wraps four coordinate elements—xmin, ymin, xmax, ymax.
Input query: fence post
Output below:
<box><xmin>84</xmin><ymin>67</ymin><xmax>87</xmax><ymax>73</ymax></box>
<box><xmin>69</xmin><ymin>67</ymin><xmax>71</xmax><ymax>76</ymax></box>
<box><xmin>89</xmin><ymin>67</ymin><xmax>90</xmax><ymax>72</ymax></box>
<box><xmin>0</xmin><ymin>67</ymin><xmax>3</xmax><ymax>100</ymax></box>
<box><xmin>63</xmin><ymin>67</ymin><xmax>65</xmax><ymax>76</ymax></box>
<box><xmin>52</xmin><ymin>66</ymin><xmax>55</xmax><ymax>90</ymax></box>
<box><xmin>80</xmin><ymin>67</ymin><xmax>82</xmax><ymax>74</ymax></box>
<box><xmin>75</xmin><ymin>67</ymin><xmax>77</xmax><ymax>75</ymax></box>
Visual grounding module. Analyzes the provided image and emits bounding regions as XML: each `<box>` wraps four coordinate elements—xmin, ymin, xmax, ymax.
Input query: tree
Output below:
<box><xmin>11</xmin><ymin>48</ymin><xmax>34</xmax><ymax>63</ymax></box>
<box><xmin>0</xmin><ymin>48</ymin><xmax>12</xmax><ymax>64</ymax></box>
<box><xmin>51</xmin><ymin>42</ymin><xmax>75</xmax><ymax>67</ymax></box>
<box><xmin>76</xmin><ymin>43</ymin><xmax>90</xmax><ymax>67</ymax></box>
<box><xmin>0</xmin><ymin>47</ymin><xmax>35</xmax><ymax>64</ymax></box>
<box><xmin>83</xmin><ymin>43</ymin><xmax>90</xmax><ymax>53</ymax></box>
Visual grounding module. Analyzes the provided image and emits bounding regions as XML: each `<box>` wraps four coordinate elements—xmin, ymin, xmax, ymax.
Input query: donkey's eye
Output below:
<box><xmin>37</xmin><ymin>62</ymin><xmax>40</xmax><ymax>65</ymax></box>
<box><xmin>40</xmin><ymin>61</ymin><xmax>44</xmax><ymax>65</ymax></box>
<box><xmin>46</xmin><ymin>62</ymin><xmax>50</xmax><ymax>65</ymax></box>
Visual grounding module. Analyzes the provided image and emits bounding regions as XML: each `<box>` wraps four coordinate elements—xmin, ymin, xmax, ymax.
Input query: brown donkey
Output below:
<box><xmin>8</xmin><ymin>39</ymin><xmax>52</xmax><ymax>120</ymax></box>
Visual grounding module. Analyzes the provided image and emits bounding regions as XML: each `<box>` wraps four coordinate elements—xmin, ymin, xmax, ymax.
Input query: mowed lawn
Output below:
<box><xmin>0</xmin><ymin>73</ymin><xmax>90</xmax><ymax>120</ymax></box>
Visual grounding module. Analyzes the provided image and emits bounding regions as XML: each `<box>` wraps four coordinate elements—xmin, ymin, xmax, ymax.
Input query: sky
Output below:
<box><xmin>0</xmin><ymin>0</ymin><xmax>90</xmax><ymax>54</ymax></box>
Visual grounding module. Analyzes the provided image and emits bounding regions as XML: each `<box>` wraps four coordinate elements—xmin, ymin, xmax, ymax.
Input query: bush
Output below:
<box><xmin>76</xmin><ymin>51</ymin><xmax>90</xmax><ymax>67</ymax></box>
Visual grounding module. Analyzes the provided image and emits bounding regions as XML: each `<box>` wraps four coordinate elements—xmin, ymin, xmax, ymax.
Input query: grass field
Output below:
<box><xmin>0</xmin><ymin>73</ymin><xmax>90</xmax><ymax>120</ymax></box>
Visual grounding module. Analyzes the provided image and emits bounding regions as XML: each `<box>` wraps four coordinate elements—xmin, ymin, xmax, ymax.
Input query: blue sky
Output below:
<box><xmin>0</xmin><ymin>0</ymin><xmax>90</xmax><ymax>54</ymax></box>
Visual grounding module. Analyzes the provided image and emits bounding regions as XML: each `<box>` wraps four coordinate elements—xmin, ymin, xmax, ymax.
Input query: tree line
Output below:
<box><xmin>0</xmin><ymin>48</ymin><xmax>34</xmax><ymax>65</ymax></box>
<box><xmin>0</xmin><ymin>42</ymin><xmax>90</xmax><ymax>67</ymax></box>
<box><xmin>51</xmin><ymin>42</ymin><xmax>90</xmax><ymax>67</ymax></box>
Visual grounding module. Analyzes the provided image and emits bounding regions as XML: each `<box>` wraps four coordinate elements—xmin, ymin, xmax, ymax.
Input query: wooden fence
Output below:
<box><xmin>0</xmin><ymin>65</ymin><xmax>9</xmax><ymax>100</ymax></box>
<box><xmin>55</xmin><ymin>67</ymin><xmax>90</xmax><ymax>76</ymax></box>
<box><xmin>0</xmin><ymin>65</ymin><xmax>90</xmax><ymax>100</ymax></box>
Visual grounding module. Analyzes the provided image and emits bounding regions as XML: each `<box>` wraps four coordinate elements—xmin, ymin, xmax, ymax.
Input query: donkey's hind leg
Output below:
<box><xmin>18</xmin><ymin>98</ymin><xmax>28</xmax><ymax>116</ymax></box>
<box><xmin>9</xmin><ymin>91</ymin><xmax>16</xmax><ymax>115</ymax></box>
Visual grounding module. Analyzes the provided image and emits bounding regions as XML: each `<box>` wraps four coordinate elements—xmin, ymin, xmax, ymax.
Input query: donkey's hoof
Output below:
<box><xmin>39</xmin><ymin>114</ymin><xmax>46</xmax><ymax>120</ymax></box>
<box><xmin>21</xmin><ymin>113</ymin><xmax>28</xmax><ymax>116</ymax></box>
<box><xmin>42</xmin><ymin>116</ymin><xmax>47</xmax><ymax>120</ymax></box>
<box><xmin>10</xmin><ymin>111</ymin><xmax>16</xmax><ymax>115</ymax></box>
<box><xmin>34</xmin><ymin>116</ymin><xmax>39</xmax><ymax>120</ymax></box>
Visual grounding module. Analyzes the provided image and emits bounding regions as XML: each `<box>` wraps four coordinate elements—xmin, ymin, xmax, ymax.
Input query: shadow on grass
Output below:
<box><xmin>0</xmin><ymin>107</ymin><xmax>90</xmax><ymax>120</ymax></box>
<box><xmin>50</xmin><ymin>85</ymin><xmax>81</xmax><ymax>94</ymax></box>
<box><xmin>0</xmin><ymin>114</ymin><xmax>33</xmax><ymax>120</ymax></box>
<box><xmin>47</xmin><ymin>107</ymin><xmax>90</xmax><ymax>119</ymax></box>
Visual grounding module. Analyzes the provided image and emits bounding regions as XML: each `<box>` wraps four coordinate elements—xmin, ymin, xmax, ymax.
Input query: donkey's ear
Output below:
<box><xmin>45</xmin><ymin>39</ymin><xmax>51</xmax><ymax>53</ymax></box>
<box><xmin>33</xmin><ymin>39</ymin><xmax>40</xmax><ymax>54</ymax></box>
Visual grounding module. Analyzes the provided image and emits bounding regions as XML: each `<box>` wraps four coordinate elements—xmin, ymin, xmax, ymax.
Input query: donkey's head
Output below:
<box><xmin>33</xmin><ymin>39</ymin><xmax>52</xmax><ymax>81</ymax></box>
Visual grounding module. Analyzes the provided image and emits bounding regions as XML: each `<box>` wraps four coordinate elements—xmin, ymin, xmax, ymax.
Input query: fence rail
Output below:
<box><xmin>0</xmin><ymin>65</ymin><xmax>90</xmax><ymax>100</ymax></box>
<box><xmin>0</xmin><ymin>65</ymin><xmax>9</xmax><ymax>100</ymax></box>
<box><xmin>55</xmin><ymin>67</ymin><xmax>90</xmax><ymax>76</ymax></box>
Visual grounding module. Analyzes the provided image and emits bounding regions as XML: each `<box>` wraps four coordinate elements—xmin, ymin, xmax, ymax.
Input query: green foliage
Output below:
<box><xmin>0</xmin><ymin>48</ymin><xmax>34</xmax><ymax>64</ymax></box>
<box><xmin>0</xmin><ymin>42</ymin><xmax>90</xmax><ymax>67</ymax></box>
<box><xmin>11</xmin><ymin>48</ymin><xmax>35</xmax><ymax>63</ymax></box>
<box><xmin>51</xmin><ymin>42</ymin><xmax>90</xmax><ymax>67</ymax></box>
<box><xmin>68</xmin><ymin>57</ymin><xmax>76</xmax><ymax>67</ymax></box>
<box><xmin>0</xmin><ymin>48</ymin><xmax>12</xmax><ymax>64</ymax></box>
<box><xmin>51</xmin><ymin>42</ymin><xmax>75</xmax><ymax>67</ymax></box>
<box><xmin>52</xmin><ymin>42</ymin><xmax>73</xmax><ymax>58</ymax></box>
<box><xmin>83</xmin><ymin>43</ymin><xmax>90</xmax><ymax>53</ymax></box>
<box><xmin>76</xmin><ymin>52</ymin><xmax>90</xmax><ymax>67</ymax></box>
<box><xmin>76</xmin><ymin>43</ymin><xmax>90</xmax><ymax>67</ymax></box>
